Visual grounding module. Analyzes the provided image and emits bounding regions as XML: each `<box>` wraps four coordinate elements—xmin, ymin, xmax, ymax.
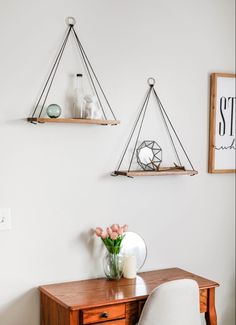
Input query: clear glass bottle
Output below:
<box><xmin>73</xmin><ymin>73</ymin><xmax>84</xmax><ymax>118</ymax></box>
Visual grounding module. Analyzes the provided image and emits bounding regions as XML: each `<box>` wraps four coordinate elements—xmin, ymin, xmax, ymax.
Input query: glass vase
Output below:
<box><xmin>103</xmin><ymin>251</ymin><xmax>124</xmax><ymax>280</ymax></box>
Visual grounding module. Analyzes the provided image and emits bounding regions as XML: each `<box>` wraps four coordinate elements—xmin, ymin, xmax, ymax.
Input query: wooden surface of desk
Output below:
<box><xmin>39</xmin><ymin>267</ymin><xmax>219</xmax><ymax>325</ymax></box>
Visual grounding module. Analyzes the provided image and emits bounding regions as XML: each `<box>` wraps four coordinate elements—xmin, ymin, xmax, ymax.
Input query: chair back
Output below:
<box><xmin>138</xmin><ymin>279</ymin><xmax>201</xmax><ymax>325</ymax></box>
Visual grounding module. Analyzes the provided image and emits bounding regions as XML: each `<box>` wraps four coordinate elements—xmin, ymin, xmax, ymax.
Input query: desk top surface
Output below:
<box><xmin>39</xmin><ymin>267</ymin><xmax>219</xmax><ymax>310</ymax></box>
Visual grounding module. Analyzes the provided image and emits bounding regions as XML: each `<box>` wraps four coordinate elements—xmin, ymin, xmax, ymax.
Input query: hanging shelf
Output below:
<box><xmin>114</xmin><ymin>169</ymin><xmax>198</xmax><ymax>177</ymax></box>
<box><xmin>27</xmin><ymin>117</ymin><xmax>119</xmax><ymax>125</ymax></box>
<box><xmin>112</xmin><ymin>78</ymin><xmax>198</xmax><ymax>178</ymax></box>
<box><xmin>27</xmin><ymin>17</ymin><xmax>119</xmax><ymax>126</ymax></box>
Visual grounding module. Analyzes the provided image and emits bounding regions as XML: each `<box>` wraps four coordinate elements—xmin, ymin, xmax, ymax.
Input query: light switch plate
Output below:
<box><xmin>0</xmin><ymin>208</ymin><xmax>12</xmax><ymax>230</ymax></box>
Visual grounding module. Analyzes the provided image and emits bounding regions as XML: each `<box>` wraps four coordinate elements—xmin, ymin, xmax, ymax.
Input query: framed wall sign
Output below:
<box><xmin>208</xmin><ymin>73</ymin><xmax>236</xmax><ymax>173</ymax></box>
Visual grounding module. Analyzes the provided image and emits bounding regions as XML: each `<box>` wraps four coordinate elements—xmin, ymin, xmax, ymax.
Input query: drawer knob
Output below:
<box><xmin>100</xmin><ymin>312</ymin><xmax>109</xmax><ymax>318</ymax></box>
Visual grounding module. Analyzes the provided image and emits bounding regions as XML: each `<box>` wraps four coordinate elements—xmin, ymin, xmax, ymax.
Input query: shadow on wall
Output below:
<box><xmin>78</xmin><ymin>229</ymin><xmax>104</xmax><ymax>277</ymax></box>
<box><xmin>0</xmin><ymin>288</ymin><xmax>39</xmax><ymax>325</ymax></box>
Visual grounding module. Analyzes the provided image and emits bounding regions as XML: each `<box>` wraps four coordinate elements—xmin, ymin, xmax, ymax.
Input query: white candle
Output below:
<box><xmin>123</xmin><ymin>255</ymin><xmax>137</xmax><ymax>279</ymax></box>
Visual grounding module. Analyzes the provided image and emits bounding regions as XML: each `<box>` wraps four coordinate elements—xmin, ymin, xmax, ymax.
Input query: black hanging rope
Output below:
<box><xmin>30</xmin><ymin>17</ymin><xmax>116</xmax><ymax>122</ymax></box>
<box><xmin>72</xmin><ymin>27</ymin><xmax>117</xmax><ymax>120</ymax></box>
<box><xmin>38</xmin><ymin>26</ymin><xmax>72</xmax><ymax>118</ymax></box>
<box><xmin>152</xmin><ymin>88</ymin><xmax>182</xmax><ymax>166</ymax></box>
<box><xmin>113</xmin><ymin>78</ymin><xmax>195</xmax><ymax>175</ymax></box>
<box><xmin>128</xmin><ymin>87</ymin><xmax>152</xmax><ymax>171</ymax></box>
<box><xmin>153</xmin><ymin>88</ymin><xmax>195</xmax><ymax>171</ymax></box>
<box><xmin>114</xmin><ymin>87</ymin><xmax>152</xmax><ymax>173</ymax></box>
<box><xmin>31</xmin><ymin>26</ymin><xmax>72</xmax><ymax>121</ymax></box>
<box><xmin>72</xmin><ymin>27</ymin><xmax>107</xmax><ymax>120</ymax></box>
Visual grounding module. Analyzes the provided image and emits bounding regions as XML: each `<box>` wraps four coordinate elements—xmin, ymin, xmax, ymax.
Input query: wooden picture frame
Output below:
<box><xmin>208</xmin><ymin>73</ymin><xmax>236</xmax><ymax>173</ymax></box>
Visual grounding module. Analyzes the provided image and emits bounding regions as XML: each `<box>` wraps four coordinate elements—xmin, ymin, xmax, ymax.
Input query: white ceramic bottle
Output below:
<box><xmin>73</xmin><ymin>74</ymin><xmax>84</xmax><ymax>118</ymax></box>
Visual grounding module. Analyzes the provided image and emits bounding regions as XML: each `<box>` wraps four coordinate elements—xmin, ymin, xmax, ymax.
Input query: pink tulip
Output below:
<box><xmin>106</xmin><ymin>227</ymin><xmax>113</xmax><ymax>236</ymax></box>
<box><xmin>95</xmin><ymin>227</ymin><xmax>103</xmax><ymax>237</ymax></box>
<box><xmin>111</xmin><ymin>224</ymin><xmax>119</xmax><ymax>232</ymax></box>
<box><xmin>117</xmin><ymin>226</ymin><xmax>124</xmax><ymax>235</ymax></box>
<box><xmin>122</xmin><ymin>224</ymin><xmax>128</xmax><ymax>232</ymax></box>
<box><xmin>101</xmin><ymin>232</ymin><xmax>108</xmax><ymax>239</ymax></box>
<box><xmin>110</xmin><ymin>232</ymin><xmax>118</xmax><ymax>240</ymax></box>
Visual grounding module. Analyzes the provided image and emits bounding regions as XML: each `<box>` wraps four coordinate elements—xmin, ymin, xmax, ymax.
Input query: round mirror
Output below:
<box><xmin>120</xmin><ymin>232</ymin><xmax>147</xmax><ymax>271</ymax></box>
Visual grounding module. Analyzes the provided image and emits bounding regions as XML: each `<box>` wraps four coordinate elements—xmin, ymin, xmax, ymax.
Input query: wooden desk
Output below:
<box><xmin>39</xmin><ymin>268</ymin><xmax>219</xmax><ymax>325</ymax></box>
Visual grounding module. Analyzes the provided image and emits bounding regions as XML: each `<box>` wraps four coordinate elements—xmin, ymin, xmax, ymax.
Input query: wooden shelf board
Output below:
<box><xmin>113</xmin><ymin>168</ymin><xmax>198</xmax><ymax>177</ymax></box>
<box><xmin>27</xmin><ymin>117</ymin><xmax>120</xmax><ymax>125</ymax></box>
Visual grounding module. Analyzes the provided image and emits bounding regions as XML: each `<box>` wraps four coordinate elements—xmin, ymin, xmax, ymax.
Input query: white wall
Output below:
<box><xmin>0</xmin><ymin>0</ymin><xmax>235</xmax><ymax>324</ymax></box>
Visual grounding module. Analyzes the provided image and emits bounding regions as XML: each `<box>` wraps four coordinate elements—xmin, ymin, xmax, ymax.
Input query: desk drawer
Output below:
<box><xmin>97</xmin><ymin>320</ymin><xmax>126</xmax><ymax>325</ymax></box>
<box><xmin>82</xmin><ymin>304</ymin><xmax>125</xmax><ymax>324</ymax></box>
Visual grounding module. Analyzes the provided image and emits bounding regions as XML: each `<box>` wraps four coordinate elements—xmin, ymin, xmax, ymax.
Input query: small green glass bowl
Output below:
<box><xmin>46</xmin><ymin>104</ymin><xmax>62</xmax><ymax>118</ymax></box>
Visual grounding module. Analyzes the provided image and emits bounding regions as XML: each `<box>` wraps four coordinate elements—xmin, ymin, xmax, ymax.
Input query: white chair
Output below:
<box><xmin>138</xmin><ymin>279</ymin><xmax>201</xmax><ymax>325</ymax></box>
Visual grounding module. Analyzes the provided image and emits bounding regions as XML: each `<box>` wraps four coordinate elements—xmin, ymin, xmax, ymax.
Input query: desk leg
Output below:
<box><xmin>205</xmin><ymin>288</ymin><xmax>217</xmax><ymax>325</ymax></box>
